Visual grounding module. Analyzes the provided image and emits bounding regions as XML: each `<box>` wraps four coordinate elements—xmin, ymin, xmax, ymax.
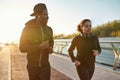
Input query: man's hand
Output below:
<box><xmin>74</xmin><ymin>60</ymin><xmax>81</xmax><ymax>66</ymax></box>
<box><xmin>39</xmin><ymin>41</ymin><xmax>49</xmax><ymax>49</ymax></box>
<box><xmin>48</xmin><ymin>47</ymin><xmax>53</xmax><ymax>54</ymax></box>
<box><xmin>39</xmin><ymin>41</ymin><xmax>53</xmax><ymax>54</ymax></box>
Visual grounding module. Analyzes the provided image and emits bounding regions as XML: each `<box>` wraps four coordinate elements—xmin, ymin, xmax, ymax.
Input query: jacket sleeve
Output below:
<box><xmin>68</xmin><ymin>37</ymin><xmax>77</xmax><ymax>62</ymax></box>
<box><xmin>19</xmin><ymin>27</ymin><xmax>29</xmax><ymax>53</ymax></box>
<box><xmin>94</xmin><ymin>36</ymin><xmax>101</xmax><ymax>54</ymax></box>
<box><xmin>49</xmin><ymin>29</ymin><xmax>54</xmax><ymax>48</ymax></box>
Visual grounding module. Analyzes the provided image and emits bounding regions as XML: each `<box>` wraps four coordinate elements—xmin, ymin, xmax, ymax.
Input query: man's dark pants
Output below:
<box><xmin>27</xmin><ymin>64</ymin><xmax>50</xmax><ymax>80</ymax></box>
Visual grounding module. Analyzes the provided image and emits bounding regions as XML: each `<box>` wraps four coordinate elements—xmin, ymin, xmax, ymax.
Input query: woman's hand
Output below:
<box><xmin>74</xmin><ymin>60</ymin><xmax>81</xmax><ymax>66</ymax></box>
<box><xmin>92</xmin><ymin>50</ymin><xmax>99</xmax><ymax>56</ymax></box>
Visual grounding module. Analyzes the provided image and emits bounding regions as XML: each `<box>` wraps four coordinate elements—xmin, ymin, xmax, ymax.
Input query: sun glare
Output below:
<box><xmin>0</xmin><ymin>2</ymin><xmax>31</xmax><ymax>44</ymax></box>
<box><xmin>0</xmin><ymin>13</ymin><xmax>21</xmax><ymax>43</ymax></box>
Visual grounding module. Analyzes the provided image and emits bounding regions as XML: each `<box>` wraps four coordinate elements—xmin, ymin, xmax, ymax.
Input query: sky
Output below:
<box><xmin>0</xmin><ymin>0</ymin><xmax>120</xmax><ymax>43</ymax></box>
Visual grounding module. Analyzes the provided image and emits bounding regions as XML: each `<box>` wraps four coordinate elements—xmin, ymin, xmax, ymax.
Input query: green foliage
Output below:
<box><xmin>53</xmin><ymin>34</ymin><xmax>65</xmax><ymax>39</ymax></box>
<box><xmin>65</xmin><ymin>33</ymin><xmax>79</xmax><ymax>39</ymax></box>
<box><xmin>53</xmin><ymin>33</ymin><xmax>79</xmax><ymax>39</ymax></box>
<box><xmin>92</xmin><ymin>20</ymin><xmax>120</xmax><ymax>37</ymax></box>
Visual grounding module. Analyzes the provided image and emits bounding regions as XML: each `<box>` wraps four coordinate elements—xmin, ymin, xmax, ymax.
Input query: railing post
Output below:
<box><xmin>117</xmin><ymin>47</ymin><xmax>120</xmax><ymax>67</ymax></box>
<box><xmin>111</xmin><ymin>43</ymin><xmax>119</xmax><ymax>70</ymax></box>
<box><xmin>57</xmin><ymin>45</ymin><xmax>60</xmax><ymax>53</ymax></box>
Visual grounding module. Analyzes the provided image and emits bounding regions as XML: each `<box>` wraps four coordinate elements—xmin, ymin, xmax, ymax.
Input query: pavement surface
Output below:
<box><xmin>50</xmin><ymin>54</ymin><xmax>120</xmax><ymax>80</ymax></box>
<box><xmin>0</xmin><ymin>45</ymin><xmax>120</xmax><ymax>80</ymax></box>
<box><xmin>0</xmin><ymin>46</ymin><xmax>11</xmax><ymax>80</ymax></box>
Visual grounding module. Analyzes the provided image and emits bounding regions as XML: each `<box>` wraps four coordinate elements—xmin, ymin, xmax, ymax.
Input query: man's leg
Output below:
<box><xmin>27</xmin><ymin>66</ymin><xmax>39</xmax><ymax>80</ymax></box>
<box><xmin>39</xmin><ymin>64</ymin><xmax>51</xmax><ymax>80</ymax></box>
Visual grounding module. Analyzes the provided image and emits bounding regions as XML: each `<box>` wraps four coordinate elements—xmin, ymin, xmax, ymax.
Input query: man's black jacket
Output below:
<box><xmin>19</xmin><ymin>19</ymin><xmax>54</xmax><ymax>67</ymax></box>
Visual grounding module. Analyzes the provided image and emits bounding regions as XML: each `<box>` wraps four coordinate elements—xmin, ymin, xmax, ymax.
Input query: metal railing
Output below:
<box><xmin>100</xmin><ymin>41</ymin><xmax>120</xmax><ymax>70</ymax></box>
<box><xmin>53</xmin><ymin>39</ymin><xmax>120</xmax><ymax>70</ymax></box>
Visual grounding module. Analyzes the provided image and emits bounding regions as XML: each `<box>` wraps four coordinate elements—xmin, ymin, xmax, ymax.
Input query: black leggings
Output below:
<box><xmin>76</xmin><ymin>65</ymin><xmax>95</xmax><ymax>80</ymax></box>
<box><xmin>27</xmin><ymin>65</ymin><xmax>51</xmax><ymax>80</ymax></box>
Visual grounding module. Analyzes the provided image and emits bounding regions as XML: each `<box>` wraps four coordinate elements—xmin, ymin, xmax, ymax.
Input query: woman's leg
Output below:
<box><xmin>76</xmin><ymin>65</ymin><xmax>90</xmax><ymax>80</ymax></box>
<box><xmin>88</xmin><ymin>65</ymin><xmax>95</xmax><ymax>79</ymax></box>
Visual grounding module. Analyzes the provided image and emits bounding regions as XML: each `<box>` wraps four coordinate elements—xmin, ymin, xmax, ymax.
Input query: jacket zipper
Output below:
<box><xmin>39</xmin><ymin>27</ymin><xmax>44</xmax><ymax>67</ymax></box>
<box><xmin>39</xmin><ymin>49</ymin><xmax>42</xmax><ymax>67</ymax></box>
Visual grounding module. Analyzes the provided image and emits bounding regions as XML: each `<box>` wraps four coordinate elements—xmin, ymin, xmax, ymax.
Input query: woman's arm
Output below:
<box><xmin>68</xmin><ymin>37</ymin><xmax>77</xmax><ymax>62</ymax></box>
